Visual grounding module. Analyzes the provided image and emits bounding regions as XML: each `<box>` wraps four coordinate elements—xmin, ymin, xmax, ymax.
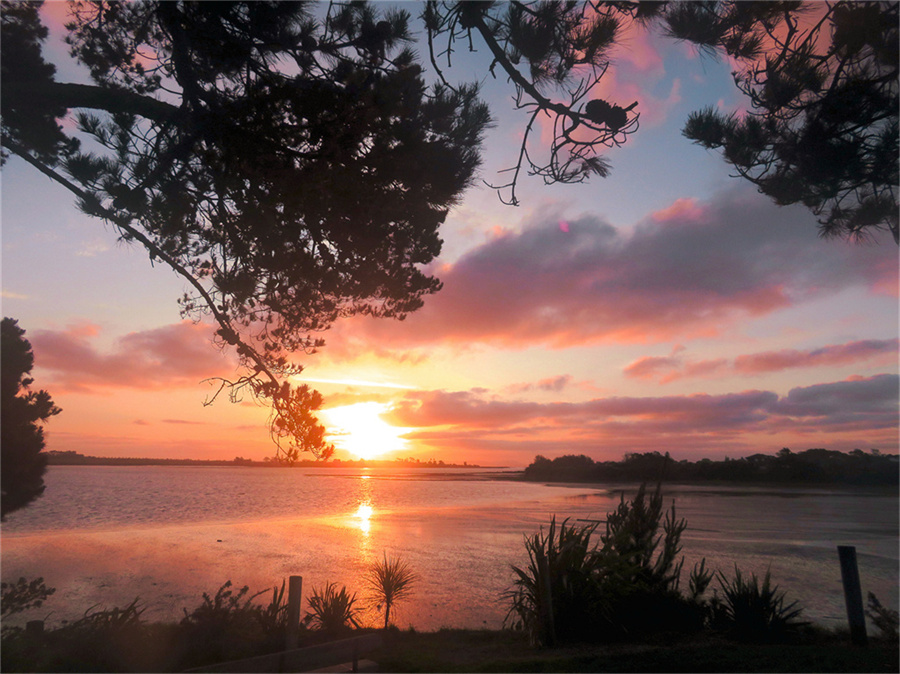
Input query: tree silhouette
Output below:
<box><xmin>2</xmin><ymin>1</ymin><xmax>490</xmax><ymax>460</ymax></box>
<box><xmin>666</xmin><ymin>1</ymin><xmax>898</xmax><ymax>243</ymax></box>
<box><xmin>1</xmin><ymin>318</ymin><xmax>61</xmax><ymax>520</ymax></box>
<box><xmin>423</xmin><ymin>1</ymin><xmax>663</xmax><ymax>205</ymax></box>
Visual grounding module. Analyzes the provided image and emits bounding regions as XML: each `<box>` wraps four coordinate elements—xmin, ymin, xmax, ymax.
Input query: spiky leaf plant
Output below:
<box><xmin>503</xmin><ymin>516</ymin><xmax>602</xmax><ymax>647</ymax></box>
<box><xmin>366</xmin><ymin>553</ymin><xmax>417</xmax><ymax>629</ymax></box>
<box><xmin>303</xmin><ymin>582</ymin><xmax>361</xmax><ymax>634</ymax></box>
<box><xmin>715</xmin><ymin>566</ymin><xmax>806</xmax><ymax>642</ymax></box>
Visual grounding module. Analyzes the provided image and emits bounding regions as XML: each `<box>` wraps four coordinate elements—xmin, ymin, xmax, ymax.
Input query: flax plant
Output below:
<box><xmin>503</xmin><ymin>516</ymin><xmax>601</xmax><ymax>647</ymax></box>
<box><xmin>367</xmin><ymin>553</ymin><xmax>417</xmax><ymax>629</ymax></box>
<box><xmin>715</xmin><ymin>566</ymin><xmax>806</xmax><ymax>642</ymax></box>
<box><xmin>504</xmin><ymin>483</ymin><xmax>710</xmax><ymax>646</ymax></box>
<box><xmin>303</xmin><ymin>583</ymin><xmax>361</xmax><ymax>634</ymax></box>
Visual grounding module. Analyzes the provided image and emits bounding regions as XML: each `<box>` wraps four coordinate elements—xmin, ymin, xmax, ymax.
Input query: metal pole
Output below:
<box><xmin>286</xmin><ymin>575</ymin><xmax>303</xmax><ymax>650</ymax></box>
<box><xmin>837</xmin><ymin>546</ymin><xmax>868</xmax><ymax>646</ymax></box>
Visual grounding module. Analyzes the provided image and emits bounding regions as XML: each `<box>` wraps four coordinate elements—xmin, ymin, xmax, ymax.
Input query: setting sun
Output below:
<box><xmin>321</xmin><ymin>402</ymin><xmax>410</xmax><ymax>460</ymax></box>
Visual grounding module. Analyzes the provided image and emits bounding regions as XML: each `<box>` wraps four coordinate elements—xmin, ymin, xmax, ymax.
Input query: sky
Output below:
<box><xmin>2</xmin><ymin>2</ymin><xmax>898</xmax><ymax>467</ymax></box>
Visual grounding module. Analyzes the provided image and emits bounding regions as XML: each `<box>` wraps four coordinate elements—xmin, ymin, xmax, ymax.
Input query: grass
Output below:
<box><xmin>371</xmin><ymin>628</ymin><xmax>900</xmax><ymax>673</ymax></box>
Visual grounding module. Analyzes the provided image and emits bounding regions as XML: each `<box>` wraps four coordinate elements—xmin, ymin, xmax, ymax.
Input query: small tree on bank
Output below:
<box><xmin>1</xmin><ymin>317</ymin><xmax>61</xmax><ymax>520</ymax></box>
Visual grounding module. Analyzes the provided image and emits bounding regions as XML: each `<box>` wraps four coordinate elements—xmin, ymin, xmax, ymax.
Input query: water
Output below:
<box><xmin>2</xmin><ymin>466</ymin><xmax>897</xmax><ymax>631</ymax></box>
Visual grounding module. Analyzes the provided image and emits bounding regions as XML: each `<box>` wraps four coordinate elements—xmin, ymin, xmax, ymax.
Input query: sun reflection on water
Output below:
<box><xmin>355</xmin><ymin>502</ymin><xmax>374</xmax><ymax>535</ymax></box>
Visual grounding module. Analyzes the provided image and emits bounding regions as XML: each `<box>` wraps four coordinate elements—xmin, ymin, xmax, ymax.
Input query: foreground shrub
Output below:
<box><xmin>304</xmin><ymin>582</ymin><xmax>361</xmax><ymax>634</ymax></box>
<box><xmin>504</xmin><ymin>483</ymin><xmax>711</xmax><ymax>646</ymax></box>
<box><xmin>1</xmin><ymin>580</ymin><xmax>295</xmax><ymax>672</ymax></box>
<box><xmin>712</xmin><ymin>566</ymin><xmax>806</xmax><ymax>642</ymax></box>
<box><xmin>867</xmin><ymin>592</ymin><xmax>899</xmax><ymax>641</ymax></box>
<box><xmin>179</xmin><ymin>580</ymin><xmax>288</xmax><ymax>667</ymax></box>
<box><xmin>504</xmin><ymin>516</ymin><xmax>603</xmax><ymax>646</ymax></box>
<box><xmin>0</xmin><ymin>599</ymin><xmax>175</xmax><ymax>672</ymax></box>
<box><xmin>1</xmin><ymin>577</ymin><xmax>55</xmax><ymax>622</ymax></box>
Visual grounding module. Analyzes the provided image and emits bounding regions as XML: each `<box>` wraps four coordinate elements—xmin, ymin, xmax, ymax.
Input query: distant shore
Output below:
<box><xmin>517</xmin><ymin>449</ymin><xmax>899</xmax><ymax>489</ymax></box>
<box><xmin>44</xmin><ymin>450</ymin><xmax>498</xmax><ymax>470</ymax></box>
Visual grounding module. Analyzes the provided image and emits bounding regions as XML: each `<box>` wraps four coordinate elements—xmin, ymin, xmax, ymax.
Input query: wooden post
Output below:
<box><xmin>286</xmin><ymin>575</ymin><xmax>303</xmax><ymax>650</ymax></box>
<box><xmin>837</xmin><ymin>546</ymin><xmax>868</xmax><ymax>646</ymax></box>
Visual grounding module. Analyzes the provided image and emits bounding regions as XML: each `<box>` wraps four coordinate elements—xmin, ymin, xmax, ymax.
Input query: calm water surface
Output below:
<box><xmin>2</xmin><ymin>466</ymin><xmax>897</xmax><ymax>631</ymax></box>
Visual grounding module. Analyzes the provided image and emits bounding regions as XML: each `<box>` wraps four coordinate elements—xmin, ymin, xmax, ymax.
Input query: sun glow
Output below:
<box><xmin>321</xmin><ymin>402</ymin><xmax>410</xmax><ymax>460</ymax></box>
<box><xmin>354</xmin><ymin>502</ymin><xmax>374</xmax><ymax>534</ymax></box>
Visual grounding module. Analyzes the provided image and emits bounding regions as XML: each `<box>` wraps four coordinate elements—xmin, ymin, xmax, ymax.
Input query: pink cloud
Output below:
<box><xmin>507</xmin><ymin>375</ymin><xmax>576</xmax><ymax>395</ymax></box>
<box><xmin>30</xmin><ymin>321</ymin><xmax>238</xmax><ymax>392</ymax></box>
<box><xmin>322</xmin><ymin>189</ymin><xmax>897</xmax><ymax>357</ymax></box>
<box><xmin>611</xmin><ymin>24</ymin><xmax>666</xmax><ymax>75</ymax></box>
<box><xmin>386</xmin><ymin>375</ymin><xmax>898</xmax><ymax>461</ymax></box>
<box><xmin>625</xmin><ymin>339</ymin><xmax>899</xmax><ymax>383</ymax></box>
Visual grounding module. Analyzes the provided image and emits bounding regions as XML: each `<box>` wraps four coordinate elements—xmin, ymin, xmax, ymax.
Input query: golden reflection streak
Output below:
<box><xmin>355</xmin><ymin>503</ymin><xmax>373</xmax><ymax>535</ymax></box>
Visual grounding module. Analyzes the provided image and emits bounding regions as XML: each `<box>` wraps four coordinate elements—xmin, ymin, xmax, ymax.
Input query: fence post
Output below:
<box><xmin>837</xmin><ymin>546</ymin><xmax>868</xmax><ymax>646</ymax></box>
<box><xmin>286</xmin><ymin>575</ymin><xmax>303</xmax><ymax>650</ymax></box>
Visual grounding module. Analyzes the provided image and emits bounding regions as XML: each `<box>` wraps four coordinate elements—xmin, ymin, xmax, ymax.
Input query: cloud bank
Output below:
<box><xmin>625</xmin><ymin>339</ymin><xmax>900</xmax><ymax>383</ymax></box>
<box><xmin>323</xmin><ymin>189</ymin><xmax>897</xmax><ymax>358</ymax></box>
<box><xmin>385</xmin><ymin>374</ymin><xmax>898</xmax><ymax>459</ymax></box>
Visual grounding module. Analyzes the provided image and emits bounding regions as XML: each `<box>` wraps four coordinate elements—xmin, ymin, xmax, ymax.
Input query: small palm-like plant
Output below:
<box><xmin>366</xmin><ymin>553</ymin><xmax>417</xmax><ymax>629</ymax></box>
<box><xmin>715</xmin><ymin>566</ymin><xmax>806</xmax><ymax>642</ymax></box>
<box><xmin>303</xmin><ymin>583</ymin><xmax>361</xmax><ymax>633</ymax></box>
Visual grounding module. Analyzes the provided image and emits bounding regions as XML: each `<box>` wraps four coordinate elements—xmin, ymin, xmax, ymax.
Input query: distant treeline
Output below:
<box><xmin>522</xmin><ymin>448</ymin><xmax>899</xmax><ymax>487</ymax></box>
<box><xmin>44</xmin><ymin>451</ymin><xmax>482</xmax><ymax>469</ymax></box>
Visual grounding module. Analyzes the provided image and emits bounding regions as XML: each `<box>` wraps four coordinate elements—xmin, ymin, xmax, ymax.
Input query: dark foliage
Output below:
<box><xmin>505</xmin><ymin>484</ymin><xmax>709</xmax><ymax>647</ymax></box>
<box><xmin>712</xmin><ymin>566</ymin><xmax>807</xmax><ymax>642</ymax></box>
<box><xmin>178</xmin><ymin>580</ymin><xmax>288</xmax><ymax>668</ymax></box>
<box><xmin>303</xmin><ymin>582</ymin><xmax>361</xmax><ymax>635</ymax></box>
<box><xmin>669</xmin><ymin>1</ymin><xmax>898</xmax><ymax>243</ymax></box>
<box><xmin>1</xmin><ymin>577</ymin><xmax>56</xmax><ymax>620</ymax></box>
<box><xmin>424</xmin><ymin>1</ymin><xmax>654</xmax><ymax>204</ymax></box>
<box><xmin>1</xmin><ymin>317</ymin><xmax>61</xmax><ymax>520</ymax></box>
<box><xmin>867</xmin><ymin>592</ymin><xmax>900</xmax><ymax>641</ymax></box>
<box><xmin>522</xmin><ymin>448</ymin><xmax>899</xmax><ymax>486</ymax></box>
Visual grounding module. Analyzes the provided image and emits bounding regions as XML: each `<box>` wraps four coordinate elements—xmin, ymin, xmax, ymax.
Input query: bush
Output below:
<box><xmin>179</xmin><ymin>580</ymin><xmax>288</xmax><ymax>668</ymax></box>
<box><xmin>0</xmin><ymin>577</ymin><xmax>55</xmax><ymax>621</ymax></box>
<box><xmin>504</xmin><ymin>516</ymin><xmax>603</xmax><ymax>646</ymax></box>
<box><xmin>867</xmin><ymin>592</ymin><xmax>899</xmax><ymax>641</ymax></box>
<box><xmin>504</xmin><ymin>483</ymin><xmax>710</xmax><ymax>646</ymax></box>
<box><xmin>712</xmin><ymin>566</ymin><xmax>806</xmax><ymax>642</ymax></box>
<box><xmin>303</xmin><ymin>582</ymin><xmax>361</xmax><ymax>634</ymax></box>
